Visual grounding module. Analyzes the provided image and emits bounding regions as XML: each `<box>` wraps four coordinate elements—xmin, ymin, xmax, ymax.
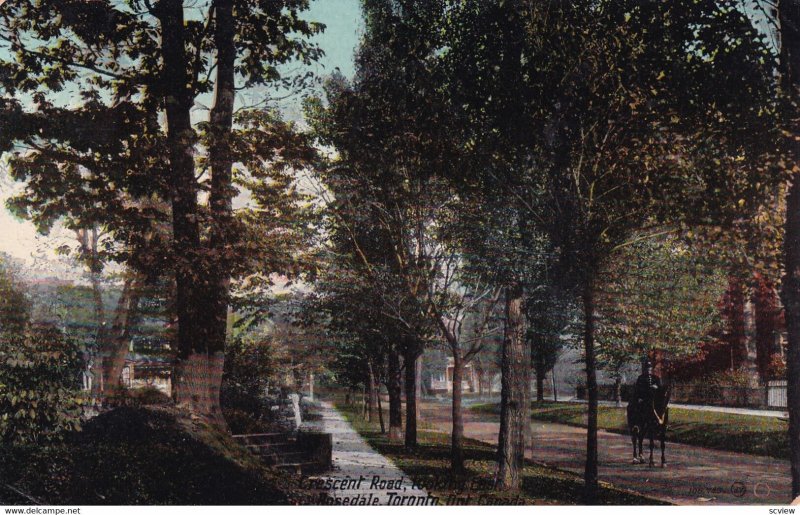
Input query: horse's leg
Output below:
<box><xmin>637</xmin><ymin>433</ymin><xmax>644</xmax><ymax>464</ymax></box>
<box><xmin>631</xmin><ymin>430</ymin><xmax>638</xmax><ymax>463</ymax></box>
<box><xmin>660</xmin><ymin>428</ymin><xmax>666</xmax><ymax>467</ymax></box>
<box><xmin>648</xmin><ymin>431</ymin><xmax>655</xmax><ymax>467</ymax></box>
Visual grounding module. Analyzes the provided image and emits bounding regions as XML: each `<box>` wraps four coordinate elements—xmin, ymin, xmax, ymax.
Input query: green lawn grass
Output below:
<box><xmin>335</xmin><ymin>402</ymin><xmax>667</xmax><ymax>505</ymax></box>
<box><xmin>470</xmin><ymin>401</ymin><xmax>788</xmax><ymax>460</ymax></box>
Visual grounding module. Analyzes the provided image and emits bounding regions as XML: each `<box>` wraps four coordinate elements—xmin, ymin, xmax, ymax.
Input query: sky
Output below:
<box><xmin>0</xmin><ymin>0</ymin><xmax>363</xmax><ymax>280</ymax></box>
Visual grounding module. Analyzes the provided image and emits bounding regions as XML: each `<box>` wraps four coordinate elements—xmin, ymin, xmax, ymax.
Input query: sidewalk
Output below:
<box><xmin>304</xmin><ymin>401</ymin><xmax>432</xmax><ymax>506</ymax></box>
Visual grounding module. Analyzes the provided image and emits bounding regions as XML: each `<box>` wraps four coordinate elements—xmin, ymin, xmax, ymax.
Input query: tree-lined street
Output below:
<box><xmin>0</xmin><ymin>0</ymin><xmax>799</xmax><ymax>506</ymax></box>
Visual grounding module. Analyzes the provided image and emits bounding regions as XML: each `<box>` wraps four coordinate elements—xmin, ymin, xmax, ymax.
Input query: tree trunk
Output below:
<box><xmin>388</xmin><ymin>349</ymin><xmax>403</xmax><ymax>441</ymax></box>
<box><xmin>154</xmin><ymin>0</ymin><xmax>209</xmax><ymax>416</ymax></box>
<box><xmin>203</xmin><ymin>0</ymin><xmax>236</xmax><ymax>423</ymax></box>
<box><xmin>368</xmin><ymin>362</ymin><xmax>378</xmax><ymax>422</ymax></box>
<box><xmin>451</xmin><ymin>352</ymin><xmax>465</xmax><ymax>474</ymax></box>
<box><xmin>102</xmin><ymin>273</ymin><xmax>143</xmax><ymax>403</ymax></box>
<box><xmin>614</xmin><ymin>375</ymin><xmax>622</xmax><ymax>407</ymax></box>
<box><xmin>780</xmin><ymin>1</ymin><xmax>800</xmax><ymax>500</ymax></box>
<box><xmin>79</xmin><ymin>227</ymin><xmax>106</xmax><ymax>399</ymax></box>
<box><xmin>582</xmin><ymin>283</ymin><xmax>599</xmax><ymax>504</ymax></box>
<box><xmin>536</xmin><ymin>367</ymin><xmax>545</xmax><ymax>402</ymax></box>
<box><xmin>377</xmin><ymin>383</ymin><xmax>386</xmax><ymax>433</ymax></box>
<box><xmin>552</xmin><ymin>371</ymin><xmax>558</xmax><ymax>402</ymax></box>
<box><xmin>416</xmin><ymin>356</ymin><xmax>423</xmax><ymax>414</ymax></box>
<box><xmin>404</xmin><ymin>348</ymin><xmax>419</xmax><ymax>449</ymax></box>
<box><xmin>495</xmin><ymin>282</ymin><xmax>528</xmax><ymax>490</ymax></box>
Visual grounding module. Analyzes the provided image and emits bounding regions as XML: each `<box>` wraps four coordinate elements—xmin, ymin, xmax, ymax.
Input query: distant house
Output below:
<box><xmin>121</xmin><ymin>353</ymin><xmax>173</xmax><ymax>394</ymax></box>
<box><xmin>429</xmin><ymin>357</ymin><xmax>480</xmax><ymax>394</ymax></box>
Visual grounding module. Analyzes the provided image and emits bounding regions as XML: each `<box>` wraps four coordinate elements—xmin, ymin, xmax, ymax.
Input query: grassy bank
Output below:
<box><xmin>0</xmin><ymin>406</ymin><xmax>310</xmax><ymax>505</ymax></box>
<box><xmin>471</xmin><ymin>401</ymin><xmax>788</xmax><ymax>460</ymax></box>
<box><xmin>334</xmin><ymin>402</ymin><xmax>666</xmax><ymax>505</ymax></box>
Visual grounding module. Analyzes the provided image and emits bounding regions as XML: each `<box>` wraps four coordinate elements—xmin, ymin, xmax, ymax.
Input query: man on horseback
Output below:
<box><xmin>628</xmin><ymin>357</ymin><xmax>669</xmax><ymax>467</ymax></box>
<box><xmin>634</xmin><ymin>358</ymin><xmax>661</xmax><ymax>406</ymax></box>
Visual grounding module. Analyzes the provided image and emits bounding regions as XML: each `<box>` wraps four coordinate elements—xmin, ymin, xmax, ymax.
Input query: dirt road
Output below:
<box><xmin>419</xmin><ymin>401</ymin><xmax>790</xmax><ymax>505</ymax></box>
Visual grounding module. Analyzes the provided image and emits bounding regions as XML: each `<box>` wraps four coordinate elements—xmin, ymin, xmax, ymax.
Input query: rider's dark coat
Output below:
<box><xmin>634</xmin><ymin>373</ymin><xmax>661</xmax><ymax>404</ymax></box>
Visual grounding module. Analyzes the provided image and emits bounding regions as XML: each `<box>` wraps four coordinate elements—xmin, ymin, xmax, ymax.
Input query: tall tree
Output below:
<box><xmin>0</xmin><ymin>0</ymin><xmax>323</xmax><ymax>419</ymax></box>
<box><xmin>306</xmin><ymin>0</ymin><xmax>452</xmax><ymax>448</ymax></box>
<box><xmin>444</xmin><ymin>0</ymin><xmax>779</xmax><ymax>502</ymax></box>
<box><xmin>528</xmin><ymin>286</ymin><xmax>576</xmax><ymax>403</ymax></box>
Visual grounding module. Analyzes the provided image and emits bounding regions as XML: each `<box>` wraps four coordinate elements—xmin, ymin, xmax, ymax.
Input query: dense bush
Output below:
<box><xmin>0</xmin><ymin>324</ymin><xmax>85</xmax><ymax>444</ymax></box>
<box><xmin>221</xmin><ymin>335</ymin><xmax>274</xmax><ymax>420</ymax></box>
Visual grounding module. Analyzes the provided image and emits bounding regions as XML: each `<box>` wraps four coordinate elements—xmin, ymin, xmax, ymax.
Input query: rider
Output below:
<box><xmin>634</xmin><ymin>358</ymin><xmax>661</xmax><ymax>406</ymax></box>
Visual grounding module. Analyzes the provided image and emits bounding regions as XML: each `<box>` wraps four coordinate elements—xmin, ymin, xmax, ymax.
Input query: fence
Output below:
<box><xmin>767</xmin><ymin>380</ymin><xmax>788</xmax><ymax>408</ymax></box>
<box><xmin>577</xmin><ymin>381</ymin><xmax>788</xmax><ymax>410</ymax></box>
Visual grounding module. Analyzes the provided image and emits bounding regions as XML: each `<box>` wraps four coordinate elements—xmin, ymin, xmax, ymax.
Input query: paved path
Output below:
<box><xmin>419</xmin><ymin>401</ymin><xmax>791</xmax><ymax>505</ymax></box>
<box><xmin>305</xmin><ymin>401</ymin><xmax>434</xmax><ymax>506</ymax></box>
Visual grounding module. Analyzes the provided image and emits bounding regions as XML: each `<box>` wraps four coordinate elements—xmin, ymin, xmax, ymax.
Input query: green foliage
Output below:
<box><xmin>443</xmin><ymin>0</ymin><xmax>782</xmax><ymax>287</ymax></box>
<box><xmin>595</xmin><ymin>238</ymin><xmax>728</xmax><ymax>370</ymax></box>
<box><xmin>0</xmin><ymin>257</ymin><xmax>82</xmax><ymax>445</ymax></box>
<box><xmin>697</xmin><ymin>368</ymin><xmax>755</xmax><ymax>388</ymax></box>
<box><xmin>0</xmin><ymin>255</ymin><xmax>30</xmax><ymax>334</ymax></box>
<box><xmin>527</xmin><ymin>286</ymin><xmax>580</xmax><ymax>378</ymax></box>
<box><xmin>0</xmin><ymin>325</ymin><xmax>84</xmax><ymax>445</ymax></box>
<box><xmin>221</xmin><ymin>332</ymin><xmax>275</xmax><ymax>417</ymax></box>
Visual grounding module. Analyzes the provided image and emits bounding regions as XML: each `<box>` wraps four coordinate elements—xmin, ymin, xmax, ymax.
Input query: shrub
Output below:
<box><xmin>767</xmin><ymin>354</ymin><xmax>787</xmax><ymax>380</ymax></box>
<box><xmin>0</xmin><ymin>324</ymin><xmax>84</xmax><ymax>444</ymax></box>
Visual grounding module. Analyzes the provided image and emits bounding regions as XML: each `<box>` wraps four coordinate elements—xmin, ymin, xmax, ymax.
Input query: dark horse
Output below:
<box><xmin>626</xmin><ymin>383</ymin><xmax>671</xmax><ymax>467</ymax></box>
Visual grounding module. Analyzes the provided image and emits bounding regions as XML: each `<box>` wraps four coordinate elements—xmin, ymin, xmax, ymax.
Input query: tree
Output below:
<box><xmin>771</xmin><ymin>0</ymin><xmax>800</xmax><ymax>499</ymax></box>
<box><xmin>443</xmin><ymin>0</ymin><xmax>779</xmax><ymax>502</ymax></box>
<box><xmin>419</xmin><ymin>224</ymin><xmax>503</xmax><ymax>472</ymax></box>
<box><xmin>595</xmin><ymin>238</ymin><xmax>727</xmax><ymax>403</ymax></box>
<box><xmin>306</xmin><ymin>0</ymin><xmax>453</xmax><ymax>448</ymax></box>
<box><xmin>0</xmin><ymin>0</ymin><xmax>323</xmax><ymax>419</ymax></box>
<box><xmin>528</xmin><ymin>286</ymin><xmax>576</xmax><ymax>403</ymax></box>
<box><xmin>305</xmin><ymin>207</ymin><xmax>413</xmax><ymax>440</ymax></box>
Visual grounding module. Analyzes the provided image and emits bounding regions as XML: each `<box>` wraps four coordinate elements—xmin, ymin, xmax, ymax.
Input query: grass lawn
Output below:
<box><xmin>334</xmin><ymin>402</ymin><xmax>667</xmax><ymax>505</ymax></box>
<box><xmin>471</xmin><ymin>401</ymin><xmax>788</xmax><ymax>460</ymax></box>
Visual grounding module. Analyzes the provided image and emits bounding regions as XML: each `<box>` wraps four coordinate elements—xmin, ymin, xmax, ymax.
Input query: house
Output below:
<box><xmin>428</xmin><ymin>357</ymin><xmax>480</xmax><ymax>394</ymax></box>
<box><xmin>121</xmin><ymin>353</ymin><xmax>173</xmax><ymax>394</ymax></box>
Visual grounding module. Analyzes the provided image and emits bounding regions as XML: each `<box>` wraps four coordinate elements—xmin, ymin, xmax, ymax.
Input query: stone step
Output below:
<box><xmin>275</xmin><ymin>461</ymin><xmax>320</xmax><ymax>474</ymax></box>
<box><xmin>246</xmin><ymin>442</ymin><xmax>296</xmax><ymax>454</ymax></box>
<box><xmin>261</xmin><ymin>451</ymin><xmax>308</xmax><ymax>465</ymax></box>
<box><xmin>233</xmin><ymin>432</ymin><xmax>295</xmax><ymax>445</ymax></box>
